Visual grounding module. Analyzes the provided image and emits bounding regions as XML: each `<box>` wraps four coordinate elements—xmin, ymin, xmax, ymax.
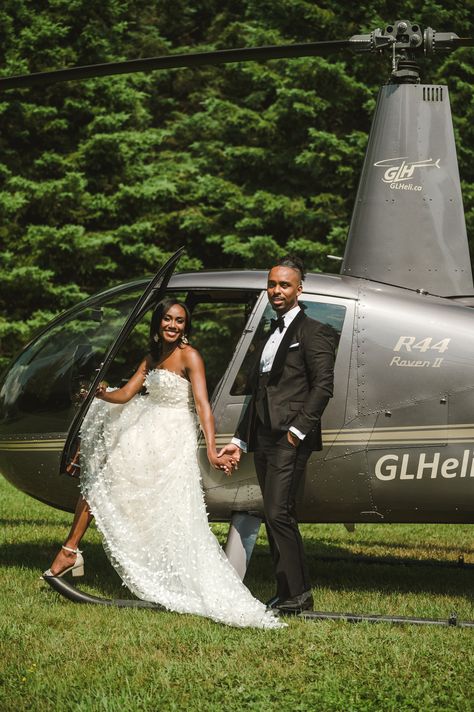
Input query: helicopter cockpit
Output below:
<box><xmin>0</xmin><ymin>255</ymin><xmax>353</xmax><ymax>512</ymax></box>
<box><xmin>0</xmin><ymin>274</ymin><xmax>346</xmax><ymax>430</ymax></box>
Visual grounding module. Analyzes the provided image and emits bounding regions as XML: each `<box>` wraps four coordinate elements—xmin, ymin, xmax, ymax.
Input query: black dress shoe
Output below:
<box><xmin>275</xmin><ymin>590</ymin><xmax>313</xmax><ymax>614</ymax></box>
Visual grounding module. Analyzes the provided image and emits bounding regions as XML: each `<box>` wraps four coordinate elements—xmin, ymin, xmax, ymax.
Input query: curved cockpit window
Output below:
<box><xmin>0</xmin><ymin>284</ymin><xmax>259</xmax><ymax>433</ymax></box>
<box><xmin>0</xmin><ymin>287</ymin><xmax>145</xmax><ymax>432</ymax></box>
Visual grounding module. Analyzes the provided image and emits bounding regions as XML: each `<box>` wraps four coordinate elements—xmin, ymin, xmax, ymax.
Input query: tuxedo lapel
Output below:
<box><xmin>269</xmin><ymin>308</ymin><xmax>306</xmax><ymax>383</ymax></box>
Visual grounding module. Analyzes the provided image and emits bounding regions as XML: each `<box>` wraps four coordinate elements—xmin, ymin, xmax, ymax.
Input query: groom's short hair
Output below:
<box><xmin>275</xmin><ymin>254</ymin><xmax>305</xmax><ymax>282</ymax></box>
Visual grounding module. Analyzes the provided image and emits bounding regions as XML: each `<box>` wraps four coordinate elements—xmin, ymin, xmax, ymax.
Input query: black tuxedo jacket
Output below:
<box><xmin>235</xmin><ymin>307</ymin><xmax>336</xmax><ymax>451</ymax></box>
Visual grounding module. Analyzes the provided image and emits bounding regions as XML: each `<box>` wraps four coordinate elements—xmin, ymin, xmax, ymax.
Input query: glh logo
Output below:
<box><xmin>374</xmin><ymin>157</ymin><xmax>440</xmax><ymax>190</ymax></box>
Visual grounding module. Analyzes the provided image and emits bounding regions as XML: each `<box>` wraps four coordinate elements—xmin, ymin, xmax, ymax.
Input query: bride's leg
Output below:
<box><xmin>47</xmin><ymin>496</ymin><xmax>93</xmax><ymax>576</ymax></box>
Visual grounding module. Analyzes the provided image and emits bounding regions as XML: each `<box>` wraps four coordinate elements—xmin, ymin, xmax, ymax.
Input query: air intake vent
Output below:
<box><xmin>423</xmin><ymin>86</ymin><xmax>443</xmax><ymax>102</ymax></box>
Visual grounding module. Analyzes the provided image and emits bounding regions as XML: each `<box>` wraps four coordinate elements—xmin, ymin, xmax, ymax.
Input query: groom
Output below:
<box><xmin>220</xmin><ymin>256</ymin><xmax>335</xmax><ymax>613</ymax></box>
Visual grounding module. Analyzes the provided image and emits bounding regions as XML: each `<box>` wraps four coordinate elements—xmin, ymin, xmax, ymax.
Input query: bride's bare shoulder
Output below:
<box><xmin>180</xmin><ymin>344</ymin><xmax>203</xmax><ymax>367</ymax></box>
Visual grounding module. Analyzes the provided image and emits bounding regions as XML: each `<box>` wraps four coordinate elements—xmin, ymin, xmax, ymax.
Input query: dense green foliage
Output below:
<box><xmin>0</xmin><ymin>1</ymin><xmax>473</xmax><ymax>370</ymax></box>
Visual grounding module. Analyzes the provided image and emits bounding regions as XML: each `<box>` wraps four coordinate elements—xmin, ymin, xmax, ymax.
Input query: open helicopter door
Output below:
<box><xmin>59</xmin><ymin>247</ymin><xmax>184</xmax><ymax>475</ymax></box>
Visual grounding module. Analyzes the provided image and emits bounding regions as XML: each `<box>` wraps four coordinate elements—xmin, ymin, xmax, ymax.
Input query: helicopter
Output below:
<box><xmin>1</xmin><ymin>19</ymin><xmax>474</xmax><ymax>621</ymax></box>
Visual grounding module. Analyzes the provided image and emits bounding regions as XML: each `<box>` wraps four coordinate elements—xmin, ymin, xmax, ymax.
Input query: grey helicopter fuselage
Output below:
<box><xmin>1</xmin><ymin>267</ymin><xmax>474</xmax><ymax>524</ymax></box>
<box><xmin>0</xmin><ymin>19</ymin><xmax>473</xmax><ymax>527</ymax></box>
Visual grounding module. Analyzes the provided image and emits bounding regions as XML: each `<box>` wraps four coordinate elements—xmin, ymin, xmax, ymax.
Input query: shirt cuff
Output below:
<box><xmin>289</xmin><ymin>426</ymin><xmax>306</xmax><ymax>441</ymax></box>
<box><xmin>231</xmin><ymin>437</ymin><xmax>247</xmax><ymax>453</ymax></box>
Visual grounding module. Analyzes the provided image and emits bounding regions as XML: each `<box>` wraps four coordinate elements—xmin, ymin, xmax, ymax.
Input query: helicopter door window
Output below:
<box><xmin>183</xmin><ymin>296</ymin><xmax>258</xmax><ymax>397</ymax></box>
<box><xmin>229</xmin><ymin>299</ymin><xmax>346</xmax><ymax>396</ymax></box>
<box><xmin>63</xmin><ymin>290</ymin><xmax>259</xmax><ymax>400</ymax></box>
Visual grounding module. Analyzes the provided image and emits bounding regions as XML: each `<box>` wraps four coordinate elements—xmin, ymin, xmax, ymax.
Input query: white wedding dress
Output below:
<box><xmin>79</xmin><ymin>368</ymin><xmax>284</xmax><ymax>629</ymax></box>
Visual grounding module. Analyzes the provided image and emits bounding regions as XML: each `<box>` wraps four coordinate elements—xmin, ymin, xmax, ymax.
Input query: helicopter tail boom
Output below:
<box><xmin>341</xmin><ymin>82</ymin><xmax>472</xmax><ymax>296</ymax></box>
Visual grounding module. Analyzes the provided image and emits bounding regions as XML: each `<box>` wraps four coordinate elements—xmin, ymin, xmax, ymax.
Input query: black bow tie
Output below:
<box><xmin>270</xmin><ymin>316</ymin><xmax>285</xmax><ymax>333</ymax></box>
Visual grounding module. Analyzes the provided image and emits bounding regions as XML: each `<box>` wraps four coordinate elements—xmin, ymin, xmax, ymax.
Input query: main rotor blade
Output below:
<box><xmin>447</xmin><ymin>36</ymin><xmax>474</xmax><ymax>48</ymax></box>
<box><xmin>0</xmin><ymin>40</ymin><xmax>356</xmax><ymax>91</ymax></box>
<box><xmin>430</xmin><ymin>33</ymin><xmax>474</xmax><ymax>51</ymax></box>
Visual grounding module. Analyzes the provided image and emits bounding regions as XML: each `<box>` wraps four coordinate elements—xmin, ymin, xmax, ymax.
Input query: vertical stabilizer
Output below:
<box><xmin>341</xmin><ymin>84</ymin><xmax>472</xmax><ymax>296</ymax></box>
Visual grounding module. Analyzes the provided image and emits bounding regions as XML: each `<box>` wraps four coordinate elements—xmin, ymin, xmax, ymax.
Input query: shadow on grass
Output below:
<box><xmin>0</xmin><ymin>541</ymin><xmax>135</xmax><ymax>598</ymax></box>
<box><xmin>250</xmin><ymin>541</ymin><xmax>474</xmax><ymax>600</ymax></box>
<box><xmin>1</xmin><ymin>537</ymin><xmax>473</xmax><ymax>603</ymax></box>
<box><xmin>319</xmin><ymin>537</ymin><xmax>474</xmax><ymax>556</ymax></box>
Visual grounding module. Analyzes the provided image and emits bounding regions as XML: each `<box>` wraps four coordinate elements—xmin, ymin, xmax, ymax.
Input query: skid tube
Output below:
<box><xmin>44</xmin><ymin>576</ymin><xmax>474</xmax><ymax>627</ymax></box>
<box><xmin>43</xmin><ymin>574</ymin><xmax>164</xmax><ymax>610</ymax></box>
<box><xmin>300</xmin><ymin>610</ymin><xmax>474</xmax><ymax>627</ymax></box>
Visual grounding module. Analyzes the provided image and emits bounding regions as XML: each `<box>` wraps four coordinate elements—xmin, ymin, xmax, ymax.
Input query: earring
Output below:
<box><xmin>153</xmin><ymin>334</ymin><xmax>159</xmax><ymax>343</ymax></box>
<box><xmin>181</xmin><ymin>334</ymin><xmax>189</xmax><ymax>345</ymax></box>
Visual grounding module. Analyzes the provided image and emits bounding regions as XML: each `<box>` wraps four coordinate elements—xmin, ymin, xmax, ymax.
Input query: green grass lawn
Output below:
<box><xmin>1</xmin><ymin>475</ymin><xmax>474</xmax><ymax>712</ymax></box>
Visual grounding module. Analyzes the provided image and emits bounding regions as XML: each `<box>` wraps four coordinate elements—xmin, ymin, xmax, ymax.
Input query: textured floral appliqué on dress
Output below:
<box><xmin>80</xmin><ymin>369</ymin><xmax>284</xmax><ymax>629</ymax></box>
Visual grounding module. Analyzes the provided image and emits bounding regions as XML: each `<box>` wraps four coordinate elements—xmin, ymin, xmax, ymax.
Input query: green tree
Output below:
<box><xmin>0</xmin><ymin>0</ymin><xmax>472</xmax><ymax>370</ymax></box>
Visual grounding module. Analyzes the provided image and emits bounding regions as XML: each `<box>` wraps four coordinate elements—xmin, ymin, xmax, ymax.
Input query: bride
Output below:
<box><xmin>44</xmin><ymin>299</ymin><xmax>284</xmax><ymax>629</ymax></box>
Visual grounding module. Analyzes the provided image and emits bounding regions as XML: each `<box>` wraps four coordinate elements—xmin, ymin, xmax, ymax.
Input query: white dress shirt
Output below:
<box><xmin>260</xmin><ymin>304</ymin><xmax>301</xmax><ymax>372</ymax></box>
<box><xmin>232</xmin><ymin>303</ymin><xmax>306</xmax><ymax>452</ymax></box>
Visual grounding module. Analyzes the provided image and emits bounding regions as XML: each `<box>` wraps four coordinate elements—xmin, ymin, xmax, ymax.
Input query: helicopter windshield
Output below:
<box><xmin>0</xmin><ymin>287</ymin><xmax>145</xmax><ymax>432</ymax></box>
<box><xmin>0</xmin><ymin>283</ymin><xmax>259</xmax><ymax>434</ymax></box>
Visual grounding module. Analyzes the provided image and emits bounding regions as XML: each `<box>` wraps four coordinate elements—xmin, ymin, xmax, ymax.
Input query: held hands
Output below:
<box><xmin>206</xmin><ymin>443</ymin><xmax>242</xmax><ymax>476</ymax></box>
<box><xmin>215</xmin><ymin>443</ymin><xmax>242</xmax><ymax>476</ymax></box>
<box><xmin>208</xmin><ymin>450</ymin><xmax>236</xmax><ymax>476</ymax></box>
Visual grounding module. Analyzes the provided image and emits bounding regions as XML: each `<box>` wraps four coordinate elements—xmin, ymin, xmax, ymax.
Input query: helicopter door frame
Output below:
<box><xmin>209</xmin><ymin>289</ymin><xmax>268</xmax><ymax>428</ymax></box>
<box><xmin>59</xmin><ymin>247</ymin><xmax>185</xmax><ymax>474</ymax></box>
<box><xmin>196</xmin><ymin>289</ymin><xmax>268</xmax><ymax>514</ymax></box>
<box><xmin>209</xmin><ymin>290</ymin><xmax>268</xmax><ymax>410</ymax></box>
<box><xmin>200</xmin><ymin>290</ymin><xmax>356</xmax><ymax>518</ymax></box>
<box><xmin>211</xmin><ymin>291</ymin><xmax>355</xmax><ymax>437</ymax></box>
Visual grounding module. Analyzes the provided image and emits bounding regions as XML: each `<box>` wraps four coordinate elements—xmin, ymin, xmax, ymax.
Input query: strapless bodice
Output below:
<box><xmin>144</xmin><ymin>369</ymin><xmax>194</xmax><ymax>409</ymax></box>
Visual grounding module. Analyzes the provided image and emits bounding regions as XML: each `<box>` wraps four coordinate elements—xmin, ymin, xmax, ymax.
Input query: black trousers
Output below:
<box><xmin>253</xmin><ymin>424</ymin><xmax>312</xmax><ymax>599</ymax></box>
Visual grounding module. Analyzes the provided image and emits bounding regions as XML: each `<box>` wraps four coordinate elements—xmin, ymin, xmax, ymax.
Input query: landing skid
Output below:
<box><xmin>43</xmin><ymin>574</ymin><xmax>163</xmax><ymax>609</ymax></box>
<box><xmin>300</xmin><ymin>610</ymin><xmax>474</xmax><ymax>628</ymax></box>
<box><xmin>43</xmin><ymin>576</ymin><xmax>474</xmax><ymax>628</ymax></box>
